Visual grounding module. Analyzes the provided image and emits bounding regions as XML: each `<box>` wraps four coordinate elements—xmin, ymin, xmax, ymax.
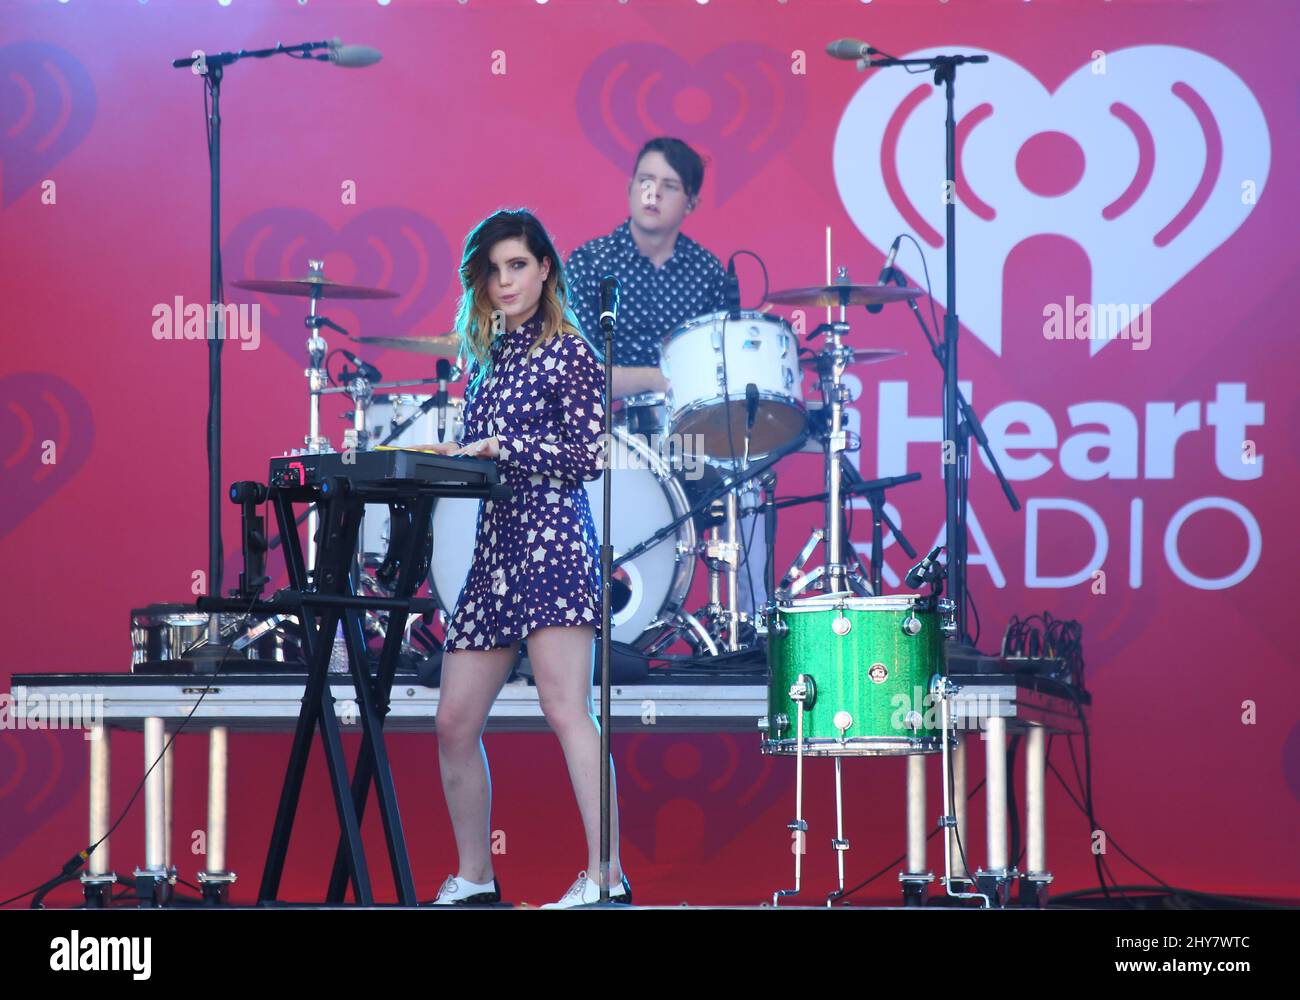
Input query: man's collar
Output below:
<box><xmin>615</xmin><ymin>217</ymin><xmax>689</xmax><ymax>266</ymax></box>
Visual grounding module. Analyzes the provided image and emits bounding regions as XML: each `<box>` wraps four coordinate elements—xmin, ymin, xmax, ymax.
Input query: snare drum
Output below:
<box><xmin>761</xmin><ymin>593</ymin><xmax>954</xmax><ymax>756</ymax></box>
<box><xmin>613</xmin><ymin>392</ymin><xmax>669</xmax><ymax>440</ymax></box>
<box><xmin>661</xmin><ymin>310</ymin><xmax>806</xmax><ymax>460</ymax></box>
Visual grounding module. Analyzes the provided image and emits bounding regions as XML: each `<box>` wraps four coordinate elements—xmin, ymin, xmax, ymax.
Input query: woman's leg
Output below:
<box><xmin>434</xmin><ymin>644</ymin><xmax>518</xmax><ymax>882</ymax></box>
<box><xmin>526</xmin><ymin>625</ymin><xmax>623</xmax><ymax>883</ymax></box>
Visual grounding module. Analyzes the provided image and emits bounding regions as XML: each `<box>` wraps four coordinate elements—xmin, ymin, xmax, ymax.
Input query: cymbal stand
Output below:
<box><xmin>301</xmin><ymin>260</ymin><xmax>334</xmax><ymax>569</ymax></box>
<box><xmin>776</xmin><ymin>280</ymin><xmax>864</xmax><ymax>597</ymax></box>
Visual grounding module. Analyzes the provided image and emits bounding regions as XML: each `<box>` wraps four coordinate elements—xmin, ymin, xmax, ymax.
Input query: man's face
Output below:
<box><xmin>627</xmin><ymin>151</ymin><xmax>694</xmax><ymax>236</ymax></box>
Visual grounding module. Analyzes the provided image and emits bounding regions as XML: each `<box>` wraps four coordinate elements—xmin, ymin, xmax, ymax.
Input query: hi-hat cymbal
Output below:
<box><xmin>767</xmin><ymin>284</ymin><xmax>921</xmax><ymax>308</ymax></box>
<box><xmin>232</xmin><ymin>275</ymin><xmax>400</xmax><ymax>300</ymax></box>
<box><xmin>354</xmin><ymin>334</ymin><xmax>461</xmax><ymax>357</ymax></box>
<box><xmin>800</xmin><ymin>348</ymin><xmax>905</xmax><ymax>370</ymax></box>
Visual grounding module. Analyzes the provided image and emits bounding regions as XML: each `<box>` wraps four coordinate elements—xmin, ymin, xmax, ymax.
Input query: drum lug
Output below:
<box><xmin>902</xmin><ymin>614</ymin><xmax>923</xmax><ymax>636</ymax></box>
<box><xmin>789</xmin><ymin>674</ymin><xmax>816</xmax><ymax>709</ymax></box>
<box><xmin>783</xmin><ymin>367</ymin><xmax>794</xmax><ymax>390</ymax></box>
<box><xmin>773</xmin><ymin>712</ymin><xmax>790</xmax><ymax>735</ymax></box>
<box><xmin>779</xmin><ymin>332</ymin><xmax>791</xmax><ymax>359</ymax></box>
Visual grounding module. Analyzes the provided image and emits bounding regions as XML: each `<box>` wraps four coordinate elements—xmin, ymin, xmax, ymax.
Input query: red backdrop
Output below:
<box><xmin>2</xmin><ymin>0</ymin><xmax>1297</xmax><ymax>906</ymax></box>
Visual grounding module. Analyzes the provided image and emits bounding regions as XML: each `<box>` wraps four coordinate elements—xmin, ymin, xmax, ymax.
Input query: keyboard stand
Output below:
<box><xmin>249</xmin><ymin>472</ymin><xmax>499</xmax><ymax>905</ymax></box>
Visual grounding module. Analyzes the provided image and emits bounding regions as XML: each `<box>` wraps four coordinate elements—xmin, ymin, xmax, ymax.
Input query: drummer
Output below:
<box><xmin>565</xmin><ymin>137</ymin><xmax>768</xmax><ymax>622</ymax></box>
<box><xmin>564</xmin><ymin>137</ymin><xmax>727</xmax><ymax>398</ymax></box>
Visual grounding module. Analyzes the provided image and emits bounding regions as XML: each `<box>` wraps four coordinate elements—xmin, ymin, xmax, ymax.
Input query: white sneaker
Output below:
<box><xmin>430</xmin><ymin>874</ymin><xmax>501</xmax><ymax>906</ymax></box>
<box><xmin>540</xmin><ymin>870</ymin><xmax>632</xmax><ymax>909</ymax></box>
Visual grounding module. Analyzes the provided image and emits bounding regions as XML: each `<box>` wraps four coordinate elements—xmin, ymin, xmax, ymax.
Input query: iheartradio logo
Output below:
<box><xmin>223</xmin><ymin>206</ymin><xmax>454</xmax><ymax>359</ymax></box>
<box><xmin>0</xmin><ymin>43</ymin><xmax>97</xmax><ymax>208</ymax></box>
<box><xmin>833</xmin><ymin>45</ymin><xmax>1271</xmax><ymax>357</ymax></box>
<box><xmin>0</xmin><ymin>373</ymin><xmax>94</xmax><ymax>539</ymax></box>
<box><xmin>576</xmin><ymin>42</ymin><xmax>804</xmax><ymax>205</ymax></box>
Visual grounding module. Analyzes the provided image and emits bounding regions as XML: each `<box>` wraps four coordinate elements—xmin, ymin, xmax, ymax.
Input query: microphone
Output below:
<box><xmin>745</xmin><ymin>382</ymin><xmax>759</xmax><ymax>432</ymax></box>
<box><xmin>435</xmin><ymin>358</ymin><xmax>451</xmax><ymax>443</ymax></box>
<box><xmin>327</xmin><ymin>40</ymin><xmax>383</xmax><ymax>68</ymax></box>
<box><xmin>826</xmin><ymin>39</ymin><xmax>879</xmax><ymax>61</ymax></box>
<box><xmin>724</xmin><ymin>257</ymin><xmax>742</xmax><ymax>320</ymax></box>
<box><xmin>599</xmin><ymin>275</ymin><xmax>620</xmax><ymax>332</ymax></box>
<box><xmin>866</xmin><ymin>235</ymin><xmax>902</xmax><ymax>315</ymax></box>
<box><xmin>905</xmin><ymin>545</ymin><xmax>944</xmax><ymax>590</ymax></box>
<box><xmin>340</xmin><ymin>350</ymin><xmax>382</xmax><ymax>383</ymax></box>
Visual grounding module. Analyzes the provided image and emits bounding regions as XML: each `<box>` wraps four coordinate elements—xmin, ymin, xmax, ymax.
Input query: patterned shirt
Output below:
<box><xmin>565</xmin><ymin>219</ymin><xmax>728</xmax><ymax>367</ymax></box>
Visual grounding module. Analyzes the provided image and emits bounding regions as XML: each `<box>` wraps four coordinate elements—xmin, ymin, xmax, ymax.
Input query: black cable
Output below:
<box><xmin>2</xmin><ymin>586</ymin><xmax>263</xmax><ymax>908</ymax></box>
<box><xmin>834</xmin><ymin>778</ymin><xmax>987</xmax><ymax>902</ymax></box>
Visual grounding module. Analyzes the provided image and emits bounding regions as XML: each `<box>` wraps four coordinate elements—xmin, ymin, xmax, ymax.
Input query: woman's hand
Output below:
<box><xmin>453</xmin><ymin>436</ymin><xmax>501</xmax><ymax>459</ymax></box>
<box><xmin>408</xmin><ymin>441</ymin><xmax>461</xmax><ymax>455</ymax></box>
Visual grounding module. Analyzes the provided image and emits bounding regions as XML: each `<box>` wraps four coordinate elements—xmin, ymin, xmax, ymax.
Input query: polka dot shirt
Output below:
<box><xmin>565</xmin><ymin>219</ymin><xmax>728</xmax><ymax>367</ymax></box>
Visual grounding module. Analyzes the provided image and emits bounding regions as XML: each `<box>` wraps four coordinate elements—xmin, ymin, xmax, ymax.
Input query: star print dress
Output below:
<box><xmin>443</xmin><ymin>313</ymin><xmax>606</xmax><ymax>650</ymax></box>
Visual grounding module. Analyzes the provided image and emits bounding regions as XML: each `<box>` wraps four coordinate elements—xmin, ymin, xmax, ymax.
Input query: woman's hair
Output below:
<box><xmin>454</xmin><ymin>208</ymin><xmax>598</xmax><ymax>382</ymax></box>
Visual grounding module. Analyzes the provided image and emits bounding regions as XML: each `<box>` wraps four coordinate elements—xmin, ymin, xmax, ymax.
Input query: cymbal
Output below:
<box><xmin>232</xmin><ymin>275</ymin><xmax>400</xmax><ymax>300</ymax></box>
<box><xmin>766</xmin><ymin>283</ymin><xmax>921</xmax><ymax>308</ymax></box>
<box><xmin>800</xmin><ymin>348</ymin><xmax>905</xmax><ymax>369</ymax></box>
<box><xmin>354</xmin><ymin>334</ymin><xmax>461</xmax><ymax>357</ymax></box>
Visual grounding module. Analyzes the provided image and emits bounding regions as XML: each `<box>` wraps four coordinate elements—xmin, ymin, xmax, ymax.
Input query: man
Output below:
<box><xmin>565</xmin><ymin>137</ymin><xmax>767</xmax><ymax>635</ymax></box>
<box><xmin>565</xmin><ymin>137</ymin><xmax>726</xmax><ymax>397</ymax></box>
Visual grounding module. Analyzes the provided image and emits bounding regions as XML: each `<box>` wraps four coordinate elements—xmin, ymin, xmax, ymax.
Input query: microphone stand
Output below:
<box><xmin>597</xmin><ymin>293</ymin><xmax>617</xmax><ymax>904</ymax></box>
<box><xmin>171</xmin><ymin>37</ymin><xmax>351</xmax><ymax>643</ymax></box>
<box><xmin>848</xmin><ymin>49</ymin><xmax>990</xmax><ymax>643</ymax></box>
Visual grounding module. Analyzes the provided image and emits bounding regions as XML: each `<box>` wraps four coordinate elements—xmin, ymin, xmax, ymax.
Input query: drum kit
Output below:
<box><xmin>214</xmin><ymin>256</ymin><xmax>966</xmax><ymax>903</ymax></box>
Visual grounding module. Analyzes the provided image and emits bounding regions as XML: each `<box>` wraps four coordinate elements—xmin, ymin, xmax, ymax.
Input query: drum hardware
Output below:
<box><xmin>829</xmin><ymin>712</ymin><xmax>853</xmax><ymax>905</ymax></box>
<box><xmin>611</xmin><ymin>437</ymin><xmax>800</xmax><ymax>656</ymax></box>
<box><xmin>772</xmin><ymin>674</ymin><xmax>814</xmax><ymax>906</ymax></box>
<box><xmin>934</xmin><ymin>674</ymin><xmax>992</xmax><ymax>907</ymax></box>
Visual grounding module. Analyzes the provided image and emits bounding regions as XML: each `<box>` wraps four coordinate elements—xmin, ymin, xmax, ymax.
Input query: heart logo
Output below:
<box><xmin>834</xmin><ymin>46</ymin><xmax>1271</xmax><ymax>356</ymax></box>
<box><xmin>223</xmin><ymin>206</ymin><xmax>454</xmax><ymax>358</ymax></box>
<box><xmin>0</xmin><ymin>727</ymin><xmax>88</xmax><ymax>865</ymax></box>
<box><xmin>576</xmin><ymin>42</ymin><xmax>804</xmax><ymax>205</ymax></box>
<box><xmin>619</xmin><ymin>733</ymin><xmax>785</xmax><ymax>861</ymax></box>
<box><xmin>0</xmin><ymin>42</ymin><xmax>97</xmax><ymax>208</ymax></box>
<box><xmin>0</xmin><ymin>373</ymin><xmax>95</xmax><ymax>540</ymax></box>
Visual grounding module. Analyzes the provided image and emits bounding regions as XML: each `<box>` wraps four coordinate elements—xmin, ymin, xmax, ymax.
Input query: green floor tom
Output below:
<box><xmin>761</xmin><ymin>593</ymin><xmax>954</xmax><ymax>756</ymax></box>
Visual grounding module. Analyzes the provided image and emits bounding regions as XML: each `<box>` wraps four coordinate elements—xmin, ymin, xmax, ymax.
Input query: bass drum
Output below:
<box><xmin>428</xmin><ymin>428</ymin><xmax>696</xmax><ymax>646</ymax></box>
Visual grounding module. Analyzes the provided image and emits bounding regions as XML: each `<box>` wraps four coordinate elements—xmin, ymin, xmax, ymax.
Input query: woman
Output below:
<box><xmin>426</xmin><ymin>209</ymin><xmax>630</xmax><ymax>907</ymax></box>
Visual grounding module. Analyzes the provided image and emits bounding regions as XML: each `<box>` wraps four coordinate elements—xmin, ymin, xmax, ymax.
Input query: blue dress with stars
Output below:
<box><xmin>443</xmin><ymin>313</ymin><xmax>606</xmax><ymax>651</ymax></box>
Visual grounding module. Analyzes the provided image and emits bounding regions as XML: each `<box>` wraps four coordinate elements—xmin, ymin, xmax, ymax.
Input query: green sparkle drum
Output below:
<box><xmin>761</xmin><ymin>593</ymin><xmax>954</xmax><ymax>756</ymax></box>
